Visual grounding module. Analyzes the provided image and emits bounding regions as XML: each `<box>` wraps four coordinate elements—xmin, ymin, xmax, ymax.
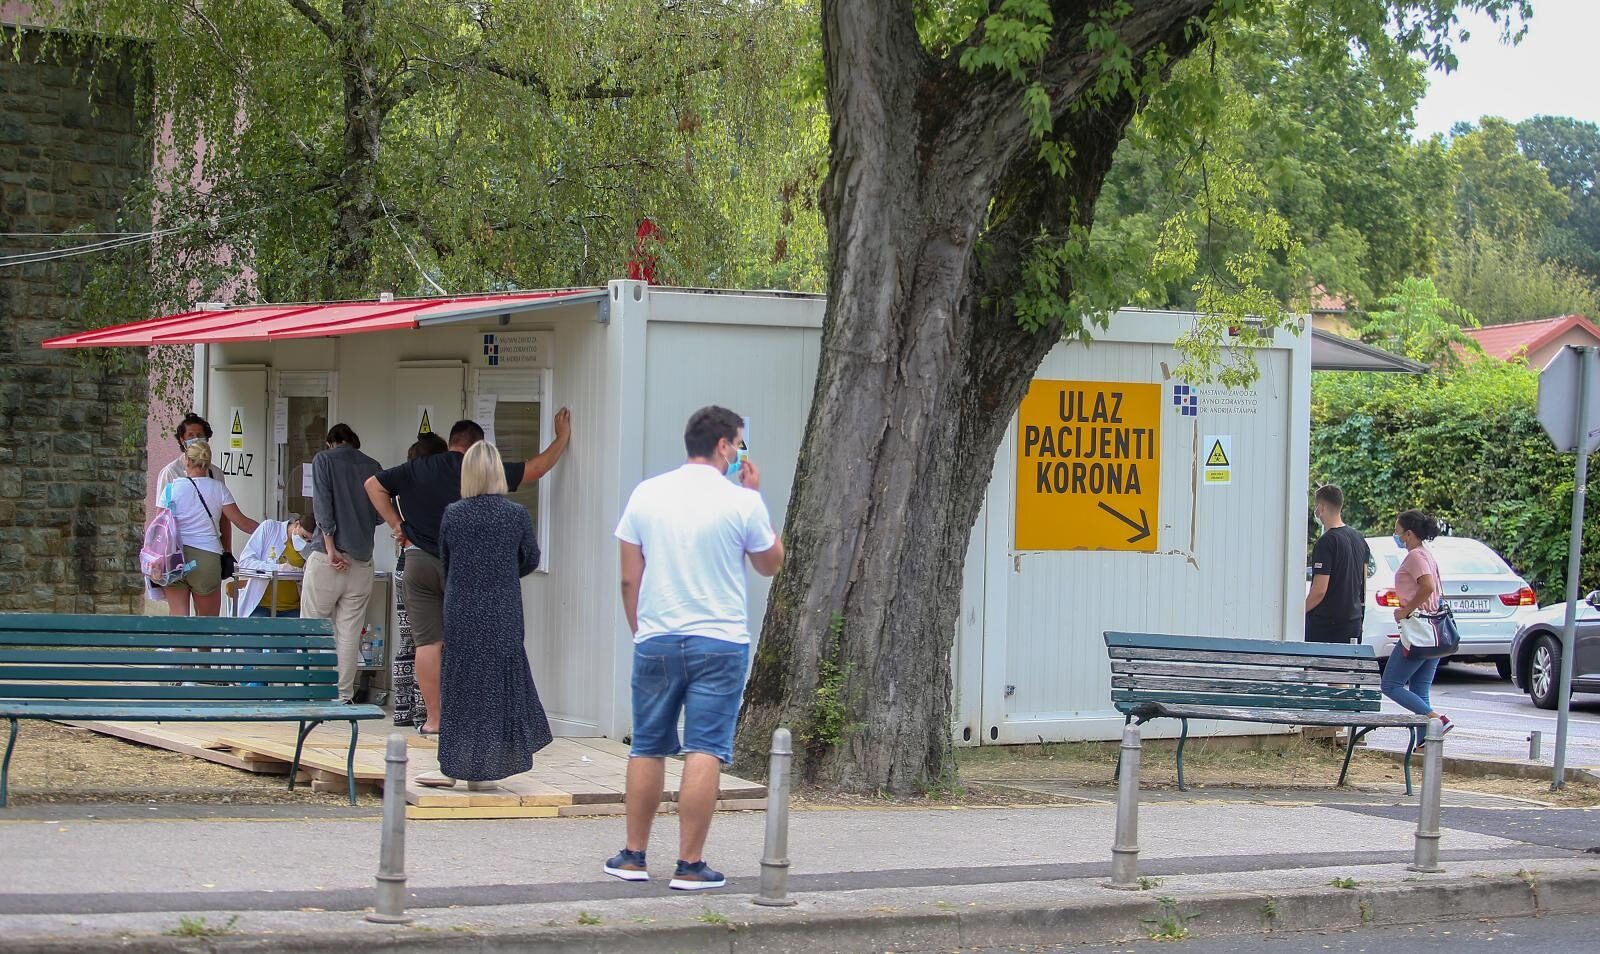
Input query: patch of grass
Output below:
<box><xmin>1517</xmin><ymin>868</ymin><xmax>1541</xmax><ymax>888</ymax></box>
<box><xmin>1328</xmin><ymin>876</ymin><xmax>1360</xmax><ymax>889</ymax></box>
<box><xmin>166</xmin><ymin>915</ymin><xmax>238</xmax><ymax>938</ymax></box>
<box><xmin>1142</xmin><ymin>897</ymin><xmax>1197</xmax><ymax>942</ymax></box>
<box><xmin>1138</xmin><ymin>876</ymin><xmax>1165</xmax><ymax>890</ymax></box>
<box><xmin>576</xmin><ymin>912</ymin><xmax>601</xmax><ymax>926</ymax></box>
<box><xmin>1359</xmin><ymin>899</ymin><xmax>1374</xmax><ymax>925</ymax></box>
<box><xmin>695</xmin><ymin>909</ymin><xmax>731</xmax><ymax>925</ymax></box>
<box><xmin>1261</xmin><ymin>896</ymin><xmax>1277</xmax><ymax>924</ymax></box>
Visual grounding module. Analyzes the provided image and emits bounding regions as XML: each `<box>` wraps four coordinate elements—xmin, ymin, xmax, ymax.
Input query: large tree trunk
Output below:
<box><xmin>328</xmin><ymin>0</ymin><xmax>383</xmax><ymax>295</ymax></box>
<box><xmin>736</xmin><ymin>0</ymin><xmax>1212</xmax><ymax>793</ymax></box>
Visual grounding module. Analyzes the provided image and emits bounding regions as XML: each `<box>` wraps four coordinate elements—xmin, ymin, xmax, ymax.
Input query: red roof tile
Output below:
<box><xmin>1463</xmin><ymin>314</ymin><xmax>1600</xmax><ymax>361</ymax></box>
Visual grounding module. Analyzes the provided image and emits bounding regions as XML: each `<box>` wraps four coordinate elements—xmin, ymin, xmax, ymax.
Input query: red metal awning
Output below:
<box><xmin>42</xmin><ymin>289</ymin><xmax>605</xmax><ymax>349</ymax></box>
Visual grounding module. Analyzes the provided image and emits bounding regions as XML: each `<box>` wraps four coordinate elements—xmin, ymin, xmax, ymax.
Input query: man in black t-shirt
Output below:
<box><xmin>1304</xmin><ymin>484</ymin><xmax>1374</xmax><ymax>644</ymax></box>
<box><xmin>364</xmin><ymin>412</ymin><xmax>571</xmax><ymax>742</ymax></box>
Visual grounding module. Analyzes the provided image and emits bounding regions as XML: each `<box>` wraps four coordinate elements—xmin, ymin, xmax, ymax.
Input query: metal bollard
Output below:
<box><xmin>366</xmin><ymin>734</ymin><xmax>413</xmax><ymax>923</ymax></box>
<box><xmin>754</xmin><ymin>727</ymin><xmax>798</xmax><ymax>907</ymax></box>
<box><xmin>1104</xmin><ymin>723</ymin><xmax>1142</xmax><ymax>890</ymax></box>
<box><xmin>1408</xmin><ymin>720</ymin><xmax>1445</xmax><ymax>874</ymax></box>
<box><xmin>1528</xmin><ymin>730</ymin><xmax>1543</xmax><ymax>761</ymax></box>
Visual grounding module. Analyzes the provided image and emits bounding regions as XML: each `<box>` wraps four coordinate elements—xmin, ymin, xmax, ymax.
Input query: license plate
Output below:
<box><xmin>1447</xmin><ymin>598</ymin><xmax>1492</xmax><ymax>613</ymax></box>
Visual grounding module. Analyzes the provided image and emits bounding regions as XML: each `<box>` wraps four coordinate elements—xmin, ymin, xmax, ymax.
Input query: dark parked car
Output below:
<box><xmin>1509</xmin><ymin>591</ymin><xmax>1600</xmax><ymax>708</ymax></box>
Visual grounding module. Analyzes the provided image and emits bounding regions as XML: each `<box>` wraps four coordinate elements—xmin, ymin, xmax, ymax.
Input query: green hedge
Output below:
<box><xmin>1311</xmin><ymin>360</ymin><xmax>1597</xmax><ymax>603</ymax></box>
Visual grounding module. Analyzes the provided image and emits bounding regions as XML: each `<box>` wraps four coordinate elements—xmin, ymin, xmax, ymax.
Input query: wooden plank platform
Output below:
<box><xmin>71</xmin><ymin>720</ymin><xmax>766</xmax><ymax>819</ymax></box>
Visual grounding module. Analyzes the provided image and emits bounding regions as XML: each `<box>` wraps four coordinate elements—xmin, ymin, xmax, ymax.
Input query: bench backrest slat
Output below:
<box><xmin>1105</xmin><ymin>631</ymin><xmax>1383</xmax><ymax>714</ymax></box>
<box><xmin>0</xmin><ymin>649</ymin><xmax>337</xmax><ymax>667</ymax></box>
<box><xmin>1114</xmin><ymin>659</ymin><xmax>1380</xmax><ymax>687</ymax></box>
<box><xmin>0</xmin><ymin>613</ymin><xmax>340</xmax><ymax>706</ymax></box>
<box><xmin>1111</xmin><ymin>689</ymin><xmax>1373</xmax><ymax>712</ymax></box>
<box><xmin>0</xmin><ymin>613</ymin><xmax>331</xmax><ymax>636</ymax></box>
<box><xmin>3</xmin><ymin>683</ymin><xmax>335</xmax><ymax>701</ymax></box>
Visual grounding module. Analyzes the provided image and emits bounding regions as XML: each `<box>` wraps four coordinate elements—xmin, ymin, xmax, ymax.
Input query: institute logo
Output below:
<box><xmin>1171</xmin><ymin>384</ymin><xmax>1198</xmax><ymax>417</ymax></box>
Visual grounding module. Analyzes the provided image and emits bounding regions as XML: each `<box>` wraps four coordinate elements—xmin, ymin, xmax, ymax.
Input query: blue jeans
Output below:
<box><xmin>630</xmin><ymin>635</ymin><xmax>750</xmax><ymax>765</ymax></box>
<box><xmin>1382</xmin><ymin>645</ymin><xmax>1440</xmax><ymax>732</ymax></box>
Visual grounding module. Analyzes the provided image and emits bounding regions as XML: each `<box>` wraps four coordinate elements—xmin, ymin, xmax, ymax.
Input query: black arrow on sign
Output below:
<box><xmin>1097</xmin><ymin>502</ymin><xmax>1151</xmax><ymax>544</ymax></box>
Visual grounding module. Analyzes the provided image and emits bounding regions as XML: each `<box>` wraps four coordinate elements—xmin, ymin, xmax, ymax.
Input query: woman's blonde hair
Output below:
<box><xmin>184</xmin><ymin>440</ymin><xmax>212</xmax><ymax>471</ymax></box>
<box><xmin>459</xmin><ymin>441</ymin><xmax>508</xmax><ymax>498</ymax></box>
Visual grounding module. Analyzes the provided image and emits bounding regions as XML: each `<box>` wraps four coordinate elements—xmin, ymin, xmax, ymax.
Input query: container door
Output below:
<box><xmin>394</xmin><ymin>362</ymin><xmax>465</xmax><ymax>452</ymax></box>
<box><xmin>273</xmin><ymin>371</ymin><xmax>335</xmax><ymax>522</ymax></box>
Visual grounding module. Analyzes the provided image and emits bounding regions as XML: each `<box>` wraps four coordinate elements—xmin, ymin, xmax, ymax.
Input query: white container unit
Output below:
<box><xmin>177</xmin><ymin>283</ymin><xmax>1309</xmax><ymax>745</ymax></box>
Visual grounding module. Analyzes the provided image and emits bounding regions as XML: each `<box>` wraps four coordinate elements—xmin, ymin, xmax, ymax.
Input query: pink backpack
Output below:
<box><xmin>140</xmin><ymin>507</ymin><xmax>189</xmax><ymax>586</ymax></box>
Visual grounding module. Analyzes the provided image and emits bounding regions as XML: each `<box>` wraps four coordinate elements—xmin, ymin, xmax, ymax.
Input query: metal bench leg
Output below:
<box><xmin>346</xmin><ymin>720</ymin><xmax>360</xmax><ymax>807</ymax></box>
<box><xmin>289</xmin><ymin>720</ymin><xmax>321</xmax><ymax>793</ymax></box>
<box><xmin>1402</xmin><ymin>727</ymin><xmax>1418</xmax><ymax>797</ymax></box>
<box><xmin>0</xmin><ymin>718</ymin><xmax>17</xmax><ymax>809</ymax></box>
<box><xmin>1114</xmin><ymin>714</ymin><xmax>1133</xmax><ymax>782</ymax></box>
<box><xmin>1175</xmin><ymin>718</ymin><xmax>1190</xmax><ymax>792</ymax></box>
<box><xmin>1339</xmin><ymin>727</ymin><xmax>1373</xmax><ymax>787</ymax></box>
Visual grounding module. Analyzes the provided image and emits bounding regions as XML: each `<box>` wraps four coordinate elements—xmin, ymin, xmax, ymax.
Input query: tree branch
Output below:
<box><xmin>284</xmin><ymin>0</ymin><xmax>338</xmax><ymax>45</ymax></box>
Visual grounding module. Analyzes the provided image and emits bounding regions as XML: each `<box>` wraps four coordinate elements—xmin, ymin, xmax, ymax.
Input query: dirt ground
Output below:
<box><xmin>5</xmin><ymin>720</ymin><xmax>379</xmax><ymax>807</ymax></box>
<box><xmin>6</xmin><ymin>720</ymin><xmax>1597</xmax><ymax>810</ymax></box>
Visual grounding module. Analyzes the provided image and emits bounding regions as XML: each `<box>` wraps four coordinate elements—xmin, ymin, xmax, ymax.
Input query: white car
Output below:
<box><xmin>1357</xmin><ymin>535</ymin><xmax>1539</xmax><ymax>677</ymax></box>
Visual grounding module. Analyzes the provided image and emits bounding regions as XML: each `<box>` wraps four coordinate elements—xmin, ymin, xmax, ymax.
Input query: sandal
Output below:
<box><xmin>415</xmin><ymin>771</ymin><xmax>456</xmax><ymax>788</ymax></box>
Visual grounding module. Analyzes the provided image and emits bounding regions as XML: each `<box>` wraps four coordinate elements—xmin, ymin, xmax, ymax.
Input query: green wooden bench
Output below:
<box><xmin>1105</xmin><ymin>632</ymin><xmax>1434</xmax><ymax>794</ymax></box>
<box><xmin>0</xmin><ymin>613</ymin><xmax>386</xmax><ymax>807</ymax></box>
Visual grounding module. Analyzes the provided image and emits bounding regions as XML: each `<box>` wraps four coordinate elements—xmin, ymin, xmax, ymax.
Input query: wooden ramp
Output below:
<box><xmin>71</xmin><ymin>721</ymin><xmax>767</xmax><ymax>820</ymax></box>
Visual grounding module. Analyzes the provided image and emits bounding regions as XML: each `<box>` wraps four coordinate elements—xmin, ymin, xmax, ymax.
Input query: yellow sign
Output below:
<box><xmin>416</xmin><ymin>405</ymin><xmax>435</xmax><ymax>438</ymax></box>
<box><xmin>1202</xmin><ymin>434</ymin><xmax>1232</xmax><ymax>486</ymax></box>
<box><xmin>1015</xmin><ymin>380</ymin><xmax>1161</xmax><ymax>552</ymax></box>
<box><xmin>228</xmin><ymin>406</ymin><xmax>244</xmax><ymax>450</ymax></box>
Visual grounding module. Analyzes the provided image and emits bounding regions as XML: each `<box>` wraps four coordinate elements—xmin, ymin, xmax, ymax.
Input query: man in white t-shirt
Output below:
<box><xmin>605</xmin><ymin>406</ymin><xmax>784</xmax><ymax>891</ymax></box>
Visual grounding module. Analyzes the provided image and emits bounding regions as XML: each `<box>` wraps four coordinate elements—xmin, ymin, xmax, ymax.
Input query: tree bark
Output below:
<box><xmin>326</xmin><ymin>0</ymin><xmax>383</xmax><ymax>296</ymax></box>
<box><xmin>736</xmin><ymin>0</ymin><xmax>1213</xmax><ymax>793</ymax></box>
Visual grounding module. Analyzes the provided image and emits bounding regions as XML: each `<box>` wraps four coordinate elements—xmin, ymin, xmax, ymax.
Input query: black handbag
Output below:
<box><xmin>185</xmin><ymin>476</ymin><xmax>238</xmax><ymax>578</ymax></box>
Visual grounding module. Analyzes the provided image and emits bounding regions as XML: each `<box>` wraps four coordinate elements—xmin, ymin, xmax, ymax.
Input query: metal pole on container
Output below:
<box><xmin>1104</xmin><ymin>723</ymin><xmax>1142</xmax><ymax>889</ymax></box>
<box><xmin>754</xmin><ymin>727</ymin><xmax>797</xmax><ymax>907</ymax></box>
<box><xmin>366</xmin><ymin>734</ymin><xmax>412</xmax><ymax>924</ymax></box>
<box><xmin>1408</xmin><ymin>719</ymin><xmax>1445</xmax><ymax>873</ymax></box>
<box><xmin>1554</xmin><ymin>346</ymin><xmax>1593</xmax><ymax>791</ymax></box>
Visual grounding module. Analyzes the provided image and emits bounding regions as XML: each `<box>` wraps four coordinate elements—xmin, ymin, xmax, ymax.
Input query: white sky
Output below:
<box><xmin>1412</xmin><ymin>0</ymin><xmax>1600</xmax><ymax>138</ymax></box>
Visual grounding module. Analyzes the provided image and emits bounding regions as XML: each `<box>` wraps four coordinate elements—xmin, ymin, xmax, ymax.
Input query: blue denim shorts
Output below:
<box><xmin>630</xmin><ymin>635</ymin><xmax>750</xmax><ymax>765</ymax></box>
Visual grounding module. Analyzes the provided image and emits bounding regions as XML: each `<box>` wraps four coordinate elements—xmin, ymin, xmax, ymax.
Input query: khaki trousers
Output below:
<box><xmin>300</xmin><ymin>551</ymin><xmax>374</xmax><ymax>701</ymax></box>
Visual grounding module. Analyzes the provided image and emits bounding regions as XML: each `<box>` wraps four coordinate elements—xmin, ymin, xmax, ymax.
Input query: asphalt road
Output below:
<box><xmin>955</xmin><ymin>912</ymin><xmax>1600</xmax><ymax>952</ymax></box>
<box><xmin>1366</xmin><ymin>660</ymin><xmax>1600</xmax><ymax>770</ymax></box>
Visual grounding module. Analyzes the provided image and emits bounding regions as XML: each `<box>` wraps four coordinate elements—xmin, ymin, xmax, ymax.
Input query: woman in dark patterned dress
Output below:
<box><xmin>435</xmin><ymin>441</ymin><xmax>552</xmax><ymax>786</ymax></box>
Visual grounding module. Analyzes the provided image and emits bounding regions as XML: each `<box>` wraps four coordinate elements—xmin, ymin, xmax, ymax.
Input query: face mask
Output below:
<box><xmin>182</xmin><ymin>437</ymin><xmax>205</xmax><ymax>449</ymax></box>
<box><xmin>1393</xmin><ymin>534</ymin><xmax>1405</xmax><ymax>548</ymax></box>
<box><xmin>724</xmin><ymin>447</ymin><xmax>747</xmax><ymax>479</ymax></box>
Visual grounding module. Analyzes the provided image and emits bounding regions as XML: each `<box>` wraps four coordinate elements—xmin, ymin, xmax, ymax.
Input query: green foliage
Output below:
<box><xmin>1311</xmin><ymin>360</ymin><xmax>1598</xmax><ymax>601</ymax></box>
<box><xmin>803</xmin><ymin>612</ymin><xmax>855</xmax><ymax>752</ymax></box>
<box><xmin>1434</xmin><ymin>231</ymin><xmax>1600</xmax><ymax>325</ymax></box>
<box><xmin>1449</xmin><ymin>117</ymin><xmax>1570</xmax><ymax>247</ymax></box>
<box><xmin>166</xmin><ymin>915</ymin><xmax>238</xmax><ymax>938</ymax></box>
<box><xmin>23</xmin><ymin>0</ymin><xmax>827</xmax><ymax>317</ymax></box>
<box><xmin>1355</xmin><ymin>277</ymin><xmax>1479</xmax><ymax>369</ymax></box>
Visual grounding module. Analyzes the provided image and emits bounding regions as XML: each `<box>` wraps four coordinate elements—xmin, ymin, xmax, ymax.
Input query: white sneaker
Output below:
<box><xmin>466</xmin><ymin>780</ymin><xmax>500</xmax><ymax>792</ymax></box>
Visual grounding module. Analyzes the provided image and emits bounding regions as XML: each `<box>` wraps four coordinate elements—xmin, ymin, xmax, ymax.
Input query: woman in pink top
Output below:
<box><xmin>1380</xmin><ymin>509</ymin><xmax>1455</xmax><ymax>743</ymax></box>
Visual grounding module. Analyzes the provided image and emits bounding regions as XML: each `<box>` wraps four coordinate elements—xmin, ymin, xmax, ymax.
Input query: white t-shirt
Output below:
<box><xmin>165</xmin><ymin>475</ymin><xmax>235</xmax><ymax>554</ymax></box>
<box><xmin>614</xmin><ymin>463</ymin><xmax>778</xmax><ymax>645</ymax></box>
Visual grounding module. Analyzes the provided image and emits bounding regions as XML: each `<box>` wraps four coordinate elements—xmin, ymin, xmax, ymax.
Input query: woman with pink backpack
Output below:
<box><xmin>149</xmin><ymin>441</ymin><xmax>259</xmax><ymax>616</ymax></box>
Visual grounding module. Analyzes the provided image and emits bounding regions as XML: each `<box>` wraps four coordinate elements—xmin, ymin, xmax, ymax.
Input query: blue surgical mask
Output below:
<box><xmin>182</xmin><ymin>437</ymin><xmax>205</xmax><ymax>449</ymax></box>
<box><xmin>1393</xmin><ymin>534</ymin><xmax>1405</xmax><ymax>548</ymax></box>
<box><xmin>725</xmin><ymin>448</ymin><xmax>747</xmax><ymax>478</ymax></box>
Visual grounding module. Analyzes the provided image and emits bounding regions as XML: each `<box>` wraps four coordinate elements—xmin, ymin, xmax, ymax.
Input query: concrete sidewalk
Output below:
<box><xmin>4</xmin><ymin>784</ymin><xmax>1599</xmax><ymax>952</ymax></box>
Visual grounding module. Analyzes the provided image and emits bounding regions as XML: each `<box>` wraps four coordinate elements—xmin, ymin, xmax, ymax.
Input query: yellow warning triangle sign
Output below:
<box><xmin>230</xmin><ymin>411</ymin><xmax>243</xmax><ymax>435</ymax></box>
<box><xmin>1206</xmin><ymin>440</ymin><xmax>1229</xmax><ymax>468</ymax></box>
<box><xmin>418</xmin><ymin>409</ymin><xmax>432</xmax><ymax>436</ymax></box>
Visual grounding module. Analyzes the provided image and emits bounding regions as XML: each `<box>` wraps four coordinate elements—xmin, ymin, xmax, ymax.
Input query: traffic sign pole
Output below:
<box><xmin>1553</xmin><ymin>346</ymin><xmax>1593</xmax><ymax>790</ymax></box>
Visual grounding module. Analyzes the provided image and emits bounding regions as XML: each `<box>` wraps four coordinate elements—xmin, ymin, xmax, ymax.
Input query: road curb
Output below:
<box><xmin>1365</xmin><ymin>746</ymin><xmax>1600</xmax><ymax>786</ymax></box>
<box><xmin>4</xmin><ymin>868</ymin><xmax>1599</xmax><ymax>954</ymax></box>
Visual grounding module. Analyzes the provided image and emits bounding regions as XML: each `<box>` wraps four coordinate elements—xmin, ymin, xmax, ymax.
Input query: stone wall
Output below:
<box><xmin>0</xmin><ymin>29</ymin><xmax>150</xmax><ymax>613</ymax></box>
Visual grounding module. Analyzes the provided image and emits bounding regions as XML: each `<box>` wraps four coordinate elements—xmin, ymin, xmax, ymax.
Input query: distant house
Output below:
<box><xmin>1309</xmin><ymin>286</ymin><xmax>1356</xmax><ymax>338</ymax></box>
<box><xmin>1462</xmin><ymin>315</ymin><xmax>1600</xmax><ymax>369</ymax></box>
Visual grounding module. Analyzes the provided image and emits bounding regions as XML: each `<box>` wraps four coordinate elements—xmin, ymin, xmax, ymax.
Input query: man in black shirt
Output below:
<box><xmin>365</xmin><ymin>412</ymin><xmax>571</xmax><ymax>741</ymax></box>
<box><xmin>1304</xmin><ymin>484</ymin><xmax>1373</xmax><ymax>644</ymax></box>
